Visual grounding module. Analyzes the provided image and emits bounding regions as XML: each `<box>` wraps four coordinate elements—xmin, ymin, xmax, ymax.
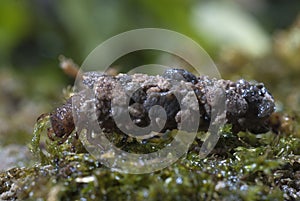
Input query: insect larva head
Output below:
<box><xmin>49</xmin><ymin>98</ymin><xmax>75</xmax><ymax>141</ymax></box>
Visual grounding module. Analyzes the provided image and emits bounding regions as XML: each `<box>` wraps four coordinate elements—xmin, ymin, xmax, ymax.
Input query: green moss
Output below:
<box><xmin>29</xmin><ymin>114</ymin><xmax>50</xmax><ymax>164</ymax></box>
<box><xmin>2</xmin><ymin>115</ymin><xmax>299</xmax><ymax>200</ymax></box>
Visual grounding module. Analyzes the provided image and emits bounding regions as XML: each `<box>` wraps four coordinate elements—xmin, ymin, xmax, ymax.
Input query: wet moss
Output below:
<box><xmin>1</xmin><ymin>115</ymin><xmax>300</xmax><ymax>201</ymax></box>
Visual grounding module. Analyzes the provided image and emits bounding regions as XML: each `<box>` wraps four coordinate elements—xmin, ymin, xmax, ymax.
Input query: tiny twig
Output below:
<box><xmin>58</xmin><ymin>55</ymin><xmax>82</xmax><ymax>79</ymax></box>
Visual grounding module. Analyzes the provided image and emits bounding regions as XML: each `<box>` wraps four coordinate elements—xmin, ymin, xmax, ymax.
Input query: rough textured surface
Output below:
<box><xmin>68</xmin><ymin>68</ymin><xmax>275</xmax><ymax>137</ymax></box>
<box><xmin>49</xmin><ymin>98</ymin><xmax>74</xmax><ymax>139</ymax></box>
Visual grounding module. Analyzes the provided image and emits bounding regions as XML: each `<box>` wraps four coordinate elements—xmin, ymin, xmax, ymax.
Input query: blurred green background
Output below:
<box><xmin>0</xmin><ymin>0</ymin><xmax>300</xmax><ymax>170</ymax></box>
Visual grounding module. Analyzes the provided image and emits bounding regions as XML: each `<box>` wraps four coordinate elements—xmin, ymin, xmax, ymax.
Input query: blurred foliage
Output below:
<box><xmin>1</xmin><ymin>0</ymin><xmax>299</xmax><ymax>70</ymax></box>
<box><xmin>1</xmin><ymin>0</ymin><xmax>300</xmax><ymax>200</ymax></box>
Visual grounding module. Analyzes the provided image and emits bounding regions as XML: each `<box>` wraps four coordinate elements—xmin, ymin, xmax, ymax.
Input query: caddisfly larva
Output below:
<box><xmin>43</xmin><ymin>68</ymin><xmax>275</xmax><ymax>144</ymax></box>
